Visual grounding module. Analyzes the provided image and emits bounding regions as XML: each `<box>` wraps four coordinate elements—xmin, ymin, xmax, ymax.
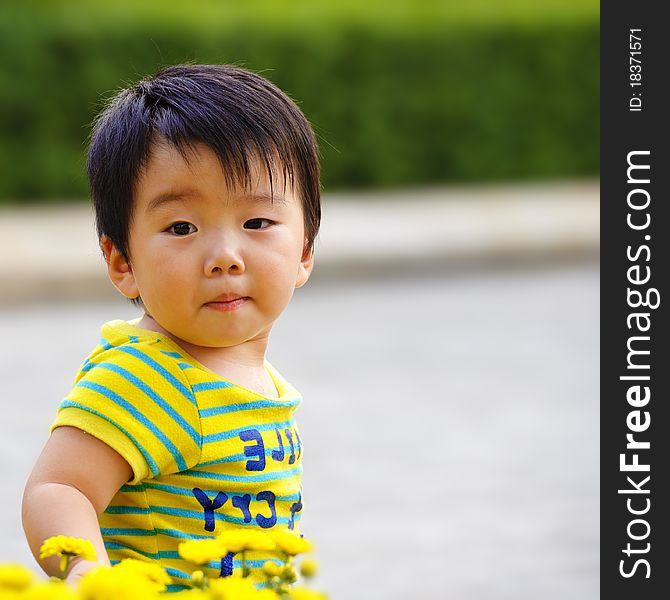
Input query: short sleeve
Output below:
<box><xmin>52</xmin><ymin>342</ymin><xmax>202</xmax><ymax>484</ymax></box>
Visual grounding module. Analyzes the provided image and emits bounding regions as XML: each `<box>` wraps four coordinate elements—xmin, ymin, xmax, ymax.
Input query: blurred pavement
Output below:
<box><xmin>0</xmin><ymin>180</ymin><xmax>598</xmax><ymax>304</ymax></box>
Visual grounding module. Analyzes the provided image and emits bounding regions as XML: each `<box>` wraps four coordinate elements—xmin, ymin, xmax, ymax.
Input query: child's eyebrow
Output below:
<box><xmin>241</xmin><ymin>191</ymin><xmax>289</xmax><ymax>206</ymax></box>
<box><xmin>146</xmin><ymin>191</ymin><xmax>197</xmax><ymax>213</ymax></box>
<box><xmin>146</xmin><ymin>190</ymin><xmax>288</xmax><ymax>213</ymax></box>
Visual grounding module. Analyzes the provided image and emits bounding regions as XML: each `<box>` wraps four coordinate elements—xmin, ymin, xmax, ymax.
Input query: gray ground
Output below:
<box><xmin>0</xmin><ymin>262</ymin><xmax>599</xmax><ymax>600</ymax></box>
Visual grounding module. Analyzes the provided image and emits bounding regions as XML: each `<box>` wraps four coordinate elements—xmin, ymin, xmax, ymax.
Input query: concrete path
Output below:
<box><xmin>0</xmin><ymin>181</ymin><xmax>598</xmax><ymax>304</ymax></box>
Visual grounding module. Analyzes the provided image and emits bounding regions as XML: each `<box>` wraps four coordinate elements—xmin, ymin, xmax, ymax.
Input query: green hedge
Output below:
<box><xmin>0</xmin><ymin>1</ymin><xmax>599</xmax><ymax>201</ymax></box>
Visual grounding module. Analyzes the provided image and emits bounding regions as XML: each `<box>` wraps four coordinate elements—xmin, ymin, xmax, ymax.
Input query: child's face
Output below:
<box><xmin>105</xmin><ymin>141</ymin><xmax>313</xmax><ymax>351</ymax></box>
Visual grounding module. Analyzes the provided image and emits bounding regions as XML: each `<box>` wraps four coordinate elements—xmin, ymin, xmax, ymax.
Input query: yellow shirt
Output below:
<box><xmin>52</xmin><ymin>319</ymin><xmax>304</xmax><ymax>592</ymax></box>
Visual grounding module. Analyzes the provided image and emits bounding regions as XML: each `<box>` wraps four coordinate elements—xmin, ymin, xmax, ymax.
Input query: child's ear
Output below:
<box><xmin>100</xmin><ymin>236</ymin><xmax>140</xmax><ymax>299</ymax></box>
<box><xmin>295</xmin><ymin>244</ymin><xmax>315</xmax><ymax>289</ymax></box>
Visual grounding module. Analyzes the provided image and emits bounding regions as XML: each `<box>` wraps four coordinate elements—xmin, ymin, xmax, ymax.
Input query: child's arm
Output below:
<box><xmin>22</xmin><ymin>426</ymin><xmax>133</xmax><ymax>581</ymax></box>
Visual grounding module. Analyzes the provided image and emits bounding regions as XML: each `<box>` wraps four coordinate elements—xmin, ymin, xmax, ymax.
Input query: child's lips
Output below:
<box><xmin>204</xmin><ymin>295</ymin><xmax>249</xmax><ymax>312</ymax></box>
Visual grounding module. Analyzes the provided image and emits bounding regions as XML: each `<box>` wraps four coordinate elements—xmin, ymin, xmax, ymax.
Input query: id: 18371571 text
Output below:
<box><xmin>629</xmin><ymin>29</ymin><xmax>643</xmax><ymax>112</ymax></box>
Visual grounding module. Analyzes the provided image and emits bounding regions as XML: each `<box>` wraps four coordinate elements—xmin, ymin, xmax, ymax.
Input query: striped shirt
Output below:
<box><xmin>52</xmin><ymin>319</ymin><xmax>304</xmax><ymax>592</ymax></box>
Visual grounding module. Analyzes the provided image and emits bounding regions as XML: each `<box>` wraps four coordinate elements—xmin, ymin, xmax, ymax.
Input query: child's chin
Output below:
<box><xmin>195</xmin><ymin>331</ymin><xmax>256</xmax><ymax>348</ymax></box>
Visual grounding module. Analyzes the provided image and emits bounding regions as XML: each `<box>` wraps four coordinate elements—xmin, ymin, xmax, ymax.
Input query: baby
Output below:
<box><xmin>21</xmin><ymin>64</ymin><xmax>320</xmax><ymax>592</ymax></box>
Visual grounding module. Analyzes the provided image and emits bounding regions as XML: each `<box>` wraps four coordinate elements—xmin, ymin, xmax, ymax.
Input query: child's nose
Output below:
<box><xmin>204</xmin><ymin>236</ymin><xmax>245</xmax><ymax>276</ymax></box>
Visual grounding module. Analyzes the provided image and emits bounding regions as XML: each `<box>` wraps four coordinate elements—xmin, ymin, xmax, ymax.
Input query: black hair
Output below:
<box><xmin>87</xmin><ymin>64</ymin><xmax>321</xmax><ymax>303</ymax></box>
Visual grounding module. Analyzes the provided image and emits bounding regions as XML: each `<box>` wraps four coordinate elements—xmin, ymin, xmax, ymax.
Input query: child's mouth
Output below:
<box><xmin>204</xmin><ymin>296</ymin><xmax>249</xmax><ymax>312</ymax></box>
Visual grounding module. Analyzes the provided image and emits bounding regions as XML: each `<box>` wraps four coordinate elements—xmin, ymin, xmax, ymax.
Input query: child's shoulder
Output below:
<box><xmin>75</xmin><ymin>319</ymin><xmax>189</xmax><ymax>383</ymax></box>
<box><xmin>100</xmin><ymin>318</ymin><xmax>162</xmax><ymax>347</ymax></box>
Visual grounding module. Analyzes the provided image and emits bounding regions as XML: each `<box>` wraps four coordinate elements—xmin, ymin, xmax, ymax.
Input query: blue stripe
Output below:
<box><xmin>243</xmin><ymin>559</ymin><xmax>282</xmax><ymax>569</ymax></box>
<box><xmin>129</xmin><ymin>335</ymin><xmax>139</xmax><ymax>343</ymax></box>
<box><xmin>266</xmin><ymin>491</ymin><xmax>302</xmax><ymax>502</ymax></box>
<box><xmin>192</xmin><ymin>381</ymin><xmax>234</xmax><ymax>392</ymax></box>
<box><xmin>201</xmin><ymin>558</ymin><xmax>283</xmax><ymax>570</ymax></box>
<box><xmin>95</xmin><ymin>361</ymin><xmax>200</xmax><ymax>444</ymax></box>
<box><xmin>101</xmin><ymin>527</ymin><xmax>155</xmax><ymax>536</ymax></box>
<box><xmin>197</xmin><ymin>446</ymin><xmax>300</xmax><ymax>468</ymax></box>
<box><xmin>143</xmin><ymin>482</ymin><xmax>202</xmax><ymax>497</ymax></box>
<box><xmin>176</xmin><ymin>465</ymin><xmax>303</xmax><ymax>484</ymax></box>
<box><xmin>79</xmin><ymin>338</ymin><xmax>114</xmax><ymax>372</ymax></box>
<box><xmin>202</xmin><ymin>420</ymin><xmax>296</xmax><ymax>444</ymax></box>
<box><xmin>166</xmin><ymin>584</ymin><xmax>191</xmax><ymax>592</ymax></box>
<box><xmin>104</xmin><ymin>542</ymin><xmax>159</xmax><ymax>560</ymax></box>
<box><xmin>200</xmin><ymin>398</ymin><xmax>301</xmax><ymax>417</ymax></box>
<box><xmin>104</xmin><ymin>527</ymin><xmax>215</xmax><ymax>541</ymax></box>
<box><xmin>154</xmin><ymin>506</ymin><xmax>251</xmax><ymax>526</ymax></box>
<box><xmin>148</xmin><ymin>505</ymin><xmax>293</xmax><ymax>527</ymax></box>
<box><xmin>255</xmin><ymin>581</ymin><xmax>273</xmax><ymax>590</ymax></box>
<box><xmin>156</xmin><ymin>528</ymin><xmax>212</xmax><ymax>540</ymax></box>
<box><xmin>120</xmin><ymin>484</ymin><xmax>146</xmax><ymax>493</ymax></box>
<box><xmin>59</xmin><ymin>400</ymin><xmax>160</xmax><ymax>477</ymax></box>
<box><xmin>134</xmin><ymin>481</ymin><xmax>300</xmax><ymax>503</ymax></box>
<box><xmin>105</xmin><ymin>506</ymin><xmax>151</xmax><ymax>515</ymax></box>
<box><xmin>150</xmin><ymin>505</ymin><xmax>206</xmax><ymax>520</ymax></box>
<box><xmin>117</xmin><ymin>346</ymin><xmax>196</xmax><ymax>406</ymax></box>
<box><xmin>165</xmin><ymin>567</ymin><xmax>192</xmax><ymax>581</ymax></box>
<box><xmin>197</xmin><ymin>454</ymin><xmax>245</xmax><ymax>466</ymax></box>
<box><xmin>178</xmin><ymin>362</ymin><xmax>195</xmax><ymax>370</ymax></box>
<box><xmin>76</xmin><ymin>381</ymin><xmax>188</xmax><ymax>471</ymax></box>
<box><xmin>99</xmin><ymin>337</ymin><xmax>114</xmax><ymax>351</ymax></box>
<box><xmin>160</xmin><ymin>350</ymin><xmax>183</xmax><ymax>358</ymax></box>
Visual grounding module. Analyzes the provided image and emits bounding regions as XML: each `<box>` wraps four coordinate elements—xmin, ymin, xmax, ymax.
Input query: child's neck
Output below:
<box><xmin>136</xmin><ymin>314</ymin><xmax>279</xmax><ymax>399</ymax></box>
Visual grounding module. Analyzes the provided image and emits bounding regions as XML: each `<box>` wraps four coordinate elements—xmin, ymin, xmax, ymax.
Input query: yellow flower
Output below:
<box><xmin>216</xmin><ymin>529</ymin><xmax>276</xmax><ymax>554</ymax></box>
<box><xmin>178</xmin><ymin>538</ymin><xmax>229</xmax><ymax>565</ymax></box>
<box><xmin>39</xmin><ymin>536</ymin><xmax>96</xmax><ymax>563</ymax></box>
<box><xmin>207</xmin><ymin>576</ymin><xmax>264</xmax><ymax>600</ymax></box>
<box><xmin>39</xmin><ymin>536</ymin><xmax>97</xmax><ymax>577</ymax></box>
<box><xmin>288</xmin><ymin>588</ymin><xmax>328</xmax><ymax>600</ymax></box>
<box><xmin>262</xmin><ymin>561</ymin><xmax>282</xmax><ymax>577</ymax></box>
<box><xmin>112</xmin><ymin>559</ymin><xmax>171</xmax><ymax>592</ymax></box>
<box><xmin>77</xmin><ymin>565</ymin><xmax>161</xmax><ymax>600</ymax></box>
<box><xmin>0</xmin><ymin>564</ymin><xmax>34</xmax><ymax>591</ymax></box>
<box><xmin>169</xmin><ymin>590</ymin><xmax>211</xmax><ymax>599</ymax></box>
<box><xmin>268</xmin><ymin>531</ymin><xmax>312</xmax><ymax>556</ymax></box>
<box><xmin>299</xmin><ymin>559</ymin><xmax>318</xmax><ymax>579</ymax></box>
<box><xmin>190</xmin><ymin>570</ymin><xmax>207</xmax><ymax>590</ymax></box>
<box><xmin>22</xmin><ymin>581</ymin><xmax>78</xmax><ymax>600</ymax></box>
<box><xmin>281</xmin><ymin>565</ymin><xmax>298</xmax><ymax>584</ymax></box>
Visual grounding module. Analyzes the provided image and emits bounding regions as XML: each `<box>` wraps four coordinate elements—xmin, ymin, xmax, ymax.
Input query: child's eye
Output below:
<box><xmin>168</xmin><ymin>222</ymin><xmax>197</xmax><ymax>236</ymax></box>
<box><xmin>244</xmin><ymin>218</ymin><xmax>273</xmax><ymax>230</ymax></box>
